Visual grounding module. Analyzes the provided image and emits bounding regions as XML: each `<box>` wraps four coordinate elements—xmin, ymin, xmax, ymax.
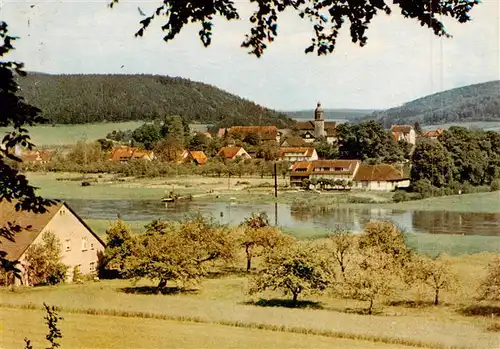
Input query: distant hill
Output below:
<box><xmin>19</xmin><ymin>73</ymin><xmax>294</xmax><ymax>128</ymax></box>
<box><xmin>286</xmin><ymin>109</ymin><xmax>375</xmax><ymax>120</ymax></box>
<box><xmin>364</xmin><ymin>80</ymin><xmax>500</xmax><ymax>127</ymax></box>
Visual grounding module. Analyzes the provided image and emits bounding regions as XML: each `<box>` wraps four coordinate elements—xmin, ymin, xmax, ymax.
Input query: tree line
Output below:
<box><xmin>18</xmin><ymin>73</ymin><xmax>294</xmax><ymax>128</ymax></box>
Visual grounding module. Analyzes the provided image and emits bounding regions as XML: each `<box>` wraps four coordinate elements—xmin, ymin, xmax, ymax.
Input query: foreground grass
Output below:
<box><xmin>2</xmin><ymin>308</ymin><xmax>410</xmax><ymax>349</ymax></box>
<box><xmin>1</xmin><ymin>254</ymin><xmax>499</xmax><ymax>349</ymax></box>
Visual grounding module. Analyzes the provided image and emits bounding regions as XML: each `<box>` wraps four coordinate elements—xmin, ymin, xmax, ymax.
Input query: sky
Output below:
<box><xmin>1</xmin><ymin>0</ymin><xmax>499</xmax><ymax>111</ymax></box>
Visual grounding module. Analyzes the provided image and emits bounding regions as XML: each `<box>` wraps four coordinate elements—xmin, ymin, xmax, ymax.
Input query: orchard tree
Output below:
<box><xmin>249</xmin><ymin>242</ymin><xmax>334</xmax><ymax>302</ymax></box>
<box><xmin>0</xmin><ymin>21</ymin><xmax>54</xmax><ymax>275</ymax></box>
<box><xmin>239</xmin><ymin>212</ymin><xmax>292</xmax><ymax>271</ymax></box>
<box><xmin>327</xmin><ymin>229</ymin><xmax>354</xmax><ymax>279</ymax></box>
<box><xmin>479</xmin><ymin>257</ymin><xmax>500</xmax><ymax>301</ymax></box>
<box><xmin>110</xmin><ymin>0</ymin><xmax>479</xmax><ymax>57</ymax></box>
<box><xmin>101</xmin><ymin>220</ymin><xmax>136</xmax><ymax>276</ymax></box>
<box><xmin>409</xmin><ymin>255</ymin><xmax>457</xmax><ymax>305</ymax></box>
<box><xmin>124</xmin><ymin>216</ymin><xmax>237</xmax><ymax>291</ymax></box>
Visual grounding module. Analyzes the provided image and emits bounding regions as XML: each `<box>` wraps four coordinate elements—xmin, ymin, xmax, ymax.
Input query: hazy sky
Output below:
<box><xmin>2</xmin><ymin>0</ymin><xmax>499</xmax><ymax>111</ymax></box>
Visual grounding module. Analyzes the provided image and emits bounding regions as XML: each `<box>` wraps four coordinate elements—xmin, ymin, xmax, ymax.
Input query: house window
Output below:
<box><xmin>65</xmin><ymin>239</ymin><xmax>71</xmax><ymax>252</ymax></box>
<box><xmin>81</xmin><ymin>237</ymin><xmax>88</xmax><ymax>251</ymax></box>
<box><xmin>59</xmin><ymin>209</ymin><xmax>65</xmax><ymax>216</ymax></box>
<box><xmin>89</xmin><ymin>262</ymin><xmax>96</xmax><ymax>272</ymax></box>
<box><xmin>90</xmin><ymin>242</ymin><xmax>95</xmax><ymax>250</ymax></box>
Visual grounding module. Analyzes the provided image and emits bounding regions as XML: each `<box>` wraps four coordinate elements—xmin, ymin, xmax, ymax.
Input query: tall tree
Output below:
<box><xmin>0</xmin><ymin>21</ymin><xmax>53</xmax><ymax>276</ymax></box>
<box><xmin>110</xmin><ymin>0</ymin><xmax>479</xmax><ymax>57</ymax></box>
<box><xmin>411</xmin><ymin>138</ymin><xmax>454</xmax><ymax>187</ymax></box>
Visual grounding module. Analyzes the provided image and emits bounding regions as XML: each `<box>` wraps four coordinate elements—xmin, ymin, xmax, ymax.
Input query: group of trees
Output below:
<box><xmin>19</xmin><ymin>74</ymin><xmax>294</xmax><ymax>128</ymax></box>
<box><xmin>411</xmin><ymin>127</ymin><xmax>500</xmax><ymax>195</ymax></box>
<box><xmin>96</xmin><ymin>216</ymin><xmax>499</xmax><ymax>315</ymax></box>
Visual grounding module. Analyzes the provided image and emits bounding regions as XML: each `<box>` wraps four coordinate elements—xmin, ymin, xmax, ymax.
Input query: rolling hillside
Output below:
<box><xmin>286</xmin><ymin>109</ymin><xmax>375</xmax><ymax>120</ymax></box>
<box><xmin>365</xmin><ymin>80</ymin><xmax>500</xmax><ymax>127</ymax></box>
<box><xmin>18</xmin><ymin>73</ymin><xmax>294</xmax><ymax>128</ymax></box>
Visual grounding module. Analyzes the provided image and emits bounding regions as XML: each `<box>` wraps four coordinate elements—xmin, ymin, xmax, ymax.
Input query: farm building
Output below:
<box><xmin>109</xmin><ymin>146</ymin><xmax>155</xmax><ymax>161</ymax></box>
<box><xmin>391</xmin><ymin>125</ymin><xmax>416</xmax><ymax>145</ymax></box>
<box><xmin>0</xmin><ymin>200</ymin><xmax>105</xmax><ymax>286</ymax></box>
<box><xmin>280</xmin><ymin>135</ymin><xmax>306</xmax><ymax>147</ymax></box>
<box><xmin>21</xmin><ymin>150</ymin><xmax>52</xmax><ymax>164</ymax></box>
<box><xmin>353</xmin><ymin>164</ymin><xmax>410</xmax><ymax>191</ymax></box>
<box><xmin>278</xmin><ymin>147</ymin><xmax>318</xmax><ymax>162</ymax></box>
<box><xmin>295</xmin><ymin>103</ymin><xmax>337</xmax><ymax>144</ymax></box>
<box><xmin>217</xmin><ymin>146</ymin><xmax>251</xmax><ymax>160</ymax></box>
<box><xmin>422</xmin><ymin>129</ymin><xmax>444</xmax><ymax>140</ymax></box>
<box><xmin>180</xmin><ymin>150</ymin><xmax>209</xmax><ymax>165</ymax></box>
<box><xmin>290</xmin><ymin>160</ymin><xmax>361</xmax><ymax>186</ymax></box>
<box><xmin>218</xmin><ymin>126</ymin><xmax>281</xmax><ymax>143</ymax></box>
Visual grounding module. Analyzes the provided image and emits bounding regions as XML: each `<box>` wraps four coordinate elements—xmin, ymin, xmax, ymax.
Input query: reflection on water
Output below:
<box><xmin>66</xmin><ymin>199</ymin><xmax>500</xmax><ymax>236</ymax></box>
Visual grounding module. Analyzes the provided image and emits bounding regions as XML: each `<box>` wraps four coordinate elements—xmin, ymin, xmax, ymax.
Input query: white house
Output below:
<box><xmin>353</xmin><ymin>163</ymin><xmax>410</xmax><ymax>191</ymax></box>
<box><xmin>391</xmin><ymin>125</ymin><xmax>416</xmax><ymax>145</ymax></box>
<box><xmin>0</xmin><ymin>200</ymin><xmax>106</xmax><ymax>286</ymax></box>
<box><xmin>217</xmin><ymin>146</ymin><xmax>251</xmax><ymax>160</ymax></box>
<box><xmin>278</xmin><ymin>147</ymin><xmax>318</xmax><ymax>162</ymax></box>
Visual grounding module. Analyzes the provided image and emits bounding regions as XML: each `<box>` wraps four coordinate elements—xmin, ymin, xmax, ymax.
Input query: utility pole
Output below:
<box><xmin>273</xmin><ymin>162</ymin><xmax>278</xmax><ymax>198</ymax></box>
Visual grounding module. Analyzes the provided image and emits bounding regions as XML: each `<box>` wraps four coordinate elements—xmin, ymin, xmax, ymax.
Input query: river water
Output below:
<box><xmin>66</xmin><ymin>199</ymin><xmax>500</xmax><ymax>236</ymax></box>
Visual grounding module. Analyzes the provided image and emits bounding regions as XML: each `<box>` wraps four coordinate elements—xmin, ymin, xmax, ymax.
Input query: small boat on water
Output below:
<box><xmin>161</xmin><ymin>193</ymin><xmax>193</xmax><ymax>203</ymax></box>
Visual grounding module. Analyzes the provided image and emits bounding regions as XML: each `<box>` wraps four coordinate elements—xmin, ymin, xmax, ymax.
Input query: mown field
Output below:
<box><xmin>1</xmin><ymin>252</ymin><xmax>499</xmax><ymax>349</ymax></box>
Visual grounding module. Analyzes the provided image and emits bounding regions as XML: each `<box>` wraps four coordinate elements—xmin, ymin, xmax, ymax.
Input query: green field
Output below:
<box><xmin>0</xmin><ymin>253</ymin><xmax>498</xmax><ymax>349</ymax></box>
<box><xmin>3</xmin><ymin>308</ymin><xmax>406</xmax><ymax>349</ymax></box>
<box><xmin>0</xmin><ymin>122</ymin><xmax>211</xmax><ymax>147</ymax></box>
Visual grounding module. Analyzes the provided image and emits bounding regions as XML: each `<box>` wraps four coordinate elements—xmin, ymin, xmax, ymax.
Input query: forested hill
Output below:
<box><xmin>19</xmin><ymin>73</ymin><xmax>294</xmax><ymax>128</ymax></box>
<box><xmin>286</xmin><ymin>109</ymin><xmax>375</xmax><ymax>120</ymax></box>
<box><xmin>365</xmin><ymin>80</ymin><xmax>500</xmax><ymax>127</ymax></box>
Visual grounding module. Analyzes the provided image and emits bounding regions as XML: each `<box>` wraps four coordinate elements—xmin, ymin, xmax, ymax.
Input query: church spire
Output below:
<box><xmin>314</xmin><ymin>102</ymin><xmax>324</xmax><ymax>121</ymax></box>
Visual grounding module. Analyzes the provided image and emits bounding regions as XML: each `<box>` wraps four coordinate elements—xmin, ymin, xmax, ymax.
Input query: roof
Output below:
<box><xmin>290</xmin><ymin>161</ymin><xmax>314</xmax><ymax>176</ymax></box>
<box><xmin>228</xmin><ymin>126</ymin><xmax>278</xmax><ymax>141</ymax></box>
<box><xmin>310</xmin><ymin>159</ymin><xmax>360</xmax><ymax>175</ymax></box>
<box><xmin>296</xmin><ymin>121</ymin><xmax>336</xmax><ymax>137</ymax></box>
<box><xmin>280</xmin><ymin>136</ymin><xmax>306</xmax><ymax>147</ymax></box>
<box><xmin>279</xmin><ymin>147</ymin><xmax>316</xmax><ymax>158</ymax></box>
<box><xmin>217</xmin><ymin>146</ymin><xmax>245</xmax><ymax>159</ymax></box>
<box><xmin>0</xmin><ymin>200</ymin><xmax>105</xmax><ymax>261</ymax></box>
<box><xmin>354</xmin><ymin>163</ymin><xmax>407</xmax><ymax>182</ymax></box>
<box><xmin>190</xmin><ymin>151</ymin><xmax>208</xmax><ymax>164</ymax></box>
<box><xmin>391</xmin><ymin>125</ymin><xmax>413</xmax><ymax>133</ymax></box>
<box><xmin>22</xmin><ymin>150</ymin><xmax>51</xmax><ymax>163</ymax></box>
<box><xmin>422</xmin><ymin>129</ymin><xmax>444</xmax><ymax>138</ymax></box>
<box><xmin>110</xmin><ymin>147</ymin><xmax>153</xmax><ymax>161</ymax></box>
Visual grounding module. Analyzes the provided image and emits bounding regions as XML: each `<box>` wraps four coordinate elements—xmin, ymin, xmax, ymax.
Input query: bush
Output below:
<box><xmin>490</xmin><ymin>179</ymin><xmax>500</xmax><ymax>192</ymax></box>
<box><xmin>392</xmin><ymin>191</ymin><xmax>409</xmax><ymax>203</ymax></box>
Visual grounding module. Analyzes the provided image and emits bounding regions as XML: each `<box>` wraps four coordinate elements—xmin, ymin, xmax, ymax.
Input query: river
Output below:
<box><xmin>66</xmin><ymin>199</ymin><xmax>500</xmax><ymax>236</ymax></box>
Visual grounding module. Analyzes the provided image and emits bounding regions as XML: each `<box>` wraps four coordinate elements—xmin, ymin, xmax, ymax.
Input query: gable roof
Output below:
<box><xmin>228</xmin><ymin>126</ymin><xmax>278</xmax><ymax>141</ymax></box>
<box><xmin>391</xmin><ymin>125</ymin><xmax>413</xmax><ymax>133</ymax></box>
<box><xmin>22</xmin><ymin>150</ymin><xmax>52</xmax><ymax>163</ymax></box>
<box><xmin>280</xmin><ymin>136</ymin><xmax>306</xmax><ymax>147</ymax></box>
<box><xmin>290</xmin><ymin>161</ymin><xmax>314</xmax><ymax>176</ymax></box>
<box><xmin>279</xmin><ymin>147</ymin><xmax>316</xmax><ymax>158</ymax></box>
<box><xmin>422</xmin><ymin>129</ymin><xmax>444</xmax><ymax>138</ymax></box>
<box><xmin>110</xmin><ymin>147</ymin><xmax>153</xmax><ymax>161</ymax></box>
<box><xmin>354</xmin><ymin>164</ymin><xmax>407</xmax><ymax>182</ymax></box>
<box><xmin>217</xmin><ymin>146</ymin><xmax>245</xmax><ymax>159</ymax></box>
<box><xmin>189</xmin><ymin>151</ymin><xmax>208</xmax><ymax>164</ymax></box>
<box><xmin>0</xmin><ymin>200</ymin><xmax>105</xmax><ymax>261</ymax></box>
<box><xmin>296</xmin><ymin>121</ymin><xmax>336</xmax><ymax>137</ymax></box>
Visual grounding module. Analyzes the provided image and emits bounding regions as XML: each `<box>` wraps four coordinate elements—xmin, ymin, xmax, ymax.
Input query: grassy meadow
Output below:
<box><xmin>1</xmin><ymin>252</ymin><xmax>499</xmax><ymax>349</ymax></box>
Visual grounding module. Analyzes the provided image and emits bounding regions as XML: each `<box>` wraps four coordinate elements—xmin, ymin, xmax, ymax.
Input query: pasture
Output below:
<box><xmin>0</xmin><ymin>252</ymin><xmax>499</xmax><ymax>349</ymax></box>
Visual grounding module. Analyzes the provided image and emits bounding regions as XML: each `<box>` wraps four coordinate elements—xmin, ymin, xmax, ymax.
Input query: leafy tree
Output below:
<box><xmin>256</xmin><ymin>141</ymin><xmax>279</xmax><ymax>161</ymax></box>
<box><xmin>1</xmin><ymin>21</ymin><xmax>54</xmax><ymax>276</ymax></box>
<box><xmin>112</xmin><ymin>0</ymin><xmax>479</xmax><ymax>57</ymax></box>
<box><xmin>24</xmin><ymin>231</ymin><xmax>68</xmax><ymax>286</ymax></box>
<box><xmin>479</xmin><ymin>257</ymin><xmax>500</xmax><ymax>301</ymax></box>
<box><xmin>344</xmin><ymin>246</ymin><xmax>402</xmax><ymax>314</ymax></box>
<box><xmin>132</xmin><ymin>123</ymin><xmax>162</xmax><ymax>149</ymax></box>
<box><xmin>410</xmin><ymin>255</ymin><xmax>457</xmax><ymax>305</ymax></box>
<box><xmin>161</xmin><ymin>115</ymin><xmax>186</xmax><ymax>145</ymax></box>
<box><xmin>189</xmin><ymin>133</ymin><xmax>210</xmax><ymax>151</ymax></box>
<box><xmin>414</xmin><ymin>122</ymin><xmax>423</xmax><ymax>136</ymax></box>
<box><xmin>411</xmin><ymin>138</ymin><xmax>454</xmax><ymax>188</ymax></box>
<box><xmin>239</xmin><ymin>212</ymin><xmax>292</xmax><ymax>271</ymax></box>
<box><xmin>153</xmin><ymin>136</ymin><xmax>184</xmax><ymax>162</ymax></box>
<box><xmin>313</xmin><ymin>139</ymin><xmax>339</xmax><ymax>159</ymax></box>
<box><xmin>336</xmin><ymin>121</ymin><xmax>405</xmax><ymax>163</ymax></box>
<box><xmin>249</xmin><ymin>242</ymin><xmax>334</xmax><ymax>302</ymax></box>
<box><xmin>101</xmin><ymin>220</ymin><xmax>135</xmax><ymax>277</ymax></box>
<box><xmin>327</xmin><ymin>229</ymin><xmax>354</xmax><ymax>279</ymax></box>
<box><xmin>124</xmin><ymin>216</ymin><xmax>236</xmax><ymax>291</ymax></box>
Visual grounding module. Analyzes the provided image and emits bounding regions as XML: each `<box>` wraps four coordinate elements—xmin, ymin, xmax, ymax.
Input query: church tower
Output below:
<box><xmin>314</xmin><ymin>102</ymin><xmax>325</xmax><ymax>139</ymax></box>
